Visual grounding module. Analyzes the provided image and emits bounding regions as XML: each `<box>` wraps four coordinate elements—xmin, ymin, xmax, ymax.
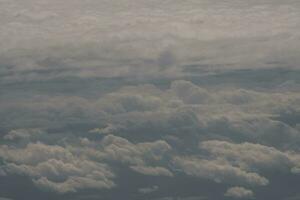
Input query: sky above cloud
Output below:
<box><xmin>1</xmin><ymin>0</ymin><xmax>300</xmax><ymax>200</ymax></box>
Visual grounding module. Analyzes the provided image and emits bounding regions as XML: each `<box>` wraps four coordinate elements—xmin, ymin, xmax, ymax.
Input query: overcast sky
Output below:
<box><xmin>1</xmin><ymin>1</ymin><xmax>300</xmax><ymax>200</ymax></box>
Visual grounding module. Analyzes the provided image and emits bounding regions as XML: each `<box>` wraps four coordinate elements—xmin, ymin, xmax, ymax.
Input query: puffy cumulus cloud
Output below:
<box><xmin>96</xmin><ymin>80</ymin><xmax>300</xmax><ymax>151</ymax></box>
<box><xmin>170</xmin><ymin>80</ymin><xmax>212</xmax><ymax>104</ymax></box>
<box><xmin>173</xmin><ymin>156</ymin><xmax>268</xmax><ymax>186</ymax></box>
<box><xmin>0</xmin><ymin>142</ymin><xmax>115</xmax><ymax>193</ymax></box>
<box><xmin>98</xmin><ymin>134</ymin><xmax>172</xmax><ymax>165</ymax></box>
<box><xmin>0</xmin><ymin>142</ymin><xmax>73</xmax><ymax>165</ymax></box>
<box><xmin>76</xmin><ymin>135</ymin><xmax>173</xmax><ymax>177</ymax></box>
<box><xmin>1</xmin><ymin>78</ymin><xmax>300</xmax><ymax>198</ymax></box>
<box><xmin>1</xmin><ymin>80</ymin><xmax>300</xmax><ymax>143</ymax></box>
<box><xmin>0</xmin><ymin>132</ymin><xmax>175</xmax><ymax>193</ymax></box>
<box><xmin>0</xmin><ymin>131</ymin><xmax>175</xmax><ymax>192</ymax></box>
<box><xmin>199</xmin><ymin>140</ymin><xmax>300</xmax><ymax>172</ymax></box>
<box><xmin>224</xmin><ymin>187</ymin><xmax>254</xmax><ymax>199</ymax></box>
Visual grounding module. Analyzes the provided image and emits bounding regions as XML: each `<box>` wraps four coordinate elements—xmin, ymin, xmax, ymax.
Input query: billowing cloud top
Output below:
<box><xmin>0</xmin><ymin>0</ymin><xmax>300</xmax><ymax>200</ymax></box>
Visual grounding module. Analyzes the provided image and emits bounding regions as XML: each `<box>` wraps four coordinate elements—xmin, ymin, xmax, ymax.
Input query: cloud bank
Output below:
<box><xmin>1</xmin><ymin>0</ymin><xmax>300</xmax><ymax>200</ymax></box>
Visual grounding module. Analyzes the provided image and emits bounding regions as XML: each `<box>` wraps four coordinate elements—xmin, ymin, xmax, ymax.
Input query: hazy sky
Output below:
<box><xmin>1</xmin><ymin>1</ymin><xmax>300</xmax><ymax>200</ymax></box>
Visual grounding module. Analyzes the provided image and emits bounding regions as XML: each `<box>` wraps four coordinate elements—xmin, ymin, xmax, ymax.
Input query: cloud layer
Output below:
<box><xmin>1</xmin><ymin>0</ymin><xmax>300</xmax><ymax>199</ymax></box>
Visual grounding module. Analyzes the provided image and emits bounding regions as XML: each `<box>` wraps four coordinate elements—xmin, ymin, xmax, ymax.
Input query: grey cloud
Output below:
<box><xmin>170</xmin><ymin>80</ymin><xmax>212</xmax><ymax>104</ymax></box>
<box><xmin>33</xmin><ymin>176</ymin><xmax>114</xmax><ymax>194</ymax></box>
<box><xmin>1</xmin><ymin>0</ymin><xmax>300</xmax><ymax>84</ymax></box>
<box><xmin>130</xmin><ymin>166</ymin><xmax>173</xmax><ymax>177</ymax></box>
<box><xmin>88</xmin><ymin>124</ymin><xmax>118</xmax><ymax>135</ymax></box>
<box><xmin>3</xmin><ymin>128</ymin><xmax>44</xmax><ymax>140</ymax></box>
<box><xmin>138</xmin><ymin>185</ymin><xmax>159</xmax><ymax>194</ymax></box>
<box><xmin>1</xmin><ymin>0</ymin><xmax>300</xmax><ymax>199</ymax></box>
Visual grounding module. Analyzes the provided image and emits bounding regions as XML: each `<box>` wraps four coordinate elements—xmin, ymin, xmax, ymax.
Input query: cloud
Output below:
<box><xmin>130</xmin><ymin>166</ymin><xmax>173</xmax><ymax>177</ymax></box>
<box><xmin>0</xmin><ymin>142</ymin><xmax>115</xmax><ymax>193</ymax></box>
<box><xmin>173</xmin><ymin>156</ymin><xmax>268</xmax><ymax>186</ymax></box>
<box><xmin>88</xmin><ymin>124</ymin><xmax>118</xmax><ymax>135</ymax></box>
<box><xmin>170</xmin><ymin>80</ymin><xmax>212</xmax><ymax>104</ymax></box>
<box><xmin>138</xmin><ymin>185</ymin><xmax>159</xmax><ymax>194</ymax></box>
<box><xmin>33</xmin><ymin>176</ymin><xmax>114</xmax><ymax>194</ymax></box>
<box><xmin>1</xmin><ymin>0</ymin><xmax>300</xmax><ymax>84</ymax></box>
<box><xmin>0</xmin><ymin>72</ymin><xmax>300</xmax><ymax>200</ymax></box>
<box><xmin>1</xmin><ymin>79</ymin><xmax>300</xmax><ymax>196</ymax></box>
<box><xmin>199</xmin><ymin>140</ymin><xmax>298</xmax><ymax>171</ymax></box>
<box><xmin>99</xmin><ymin>134</ymin><xmax>172</xmax><ymax>165</ymax></box>
<box><xmin>3</xmin><ymin>128</ymin><xmax>44</xmax><ymax>140</ymax></box>
<box><xmin>78</xmin><ymin>135</ymin><xmax>174</xmax><ymax>177</ymax></box>
<box><xmin>1</xmin><ymin>0</ymin><xmax>300</xmax><ymax>199</ymax></box>
<box><xmin>224</xmin><ymin>186</ymin><xmax>254</xmax><ymax>199</ymax></box>
<box><xmin>0</xmin><ymin>134</ymin><xmax>173</xmax><ymax>193</ymax></box>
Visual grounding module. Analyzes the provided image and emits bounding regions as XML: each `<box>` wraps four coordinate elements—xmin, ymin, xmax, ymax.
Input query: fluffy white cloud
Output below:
<box><xmin>99</xmin><ymin>134</ymin><xmax>172</xmax><ymax>165</ymax></box>
<box><xmin>200</xmin><ymin>140</ymin><xmax>300</xmax><ymax>171</ymax></box>
<box><xmin>0</xmin><ymin>142</ymin><xmax>73</xmax><ymax>165</ymax></box>
<box><xmin>173</xmin><ymin>156</ymin><xmax>268</xmax><ymax>186</ymax></box>
<box><xmin>224</xmin><ymin>186</ymin><xmax>254</xmax><ymax>199</ymax></box>
<box><xmin>77</xmin><ymin>135</ymin><xmax>173</xmax><ymax>177</ymax></box>
<box><xmin>0</xmin><ymin>133</ymin><xmax>174</xmax><ymax>193</ymax></box>
<box><xmin>1</xmin><ymin>79</ymin><xmax>300</xmax><ymax>197</ymax></box>
<box><xmin>0</xmin><ymin>142</ymin><xmax>115</xmax><ymax>193</ymax></box>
